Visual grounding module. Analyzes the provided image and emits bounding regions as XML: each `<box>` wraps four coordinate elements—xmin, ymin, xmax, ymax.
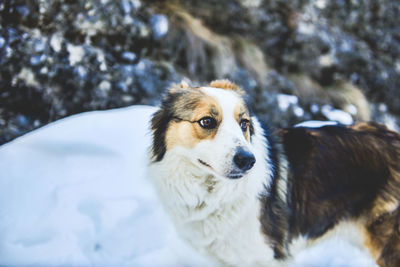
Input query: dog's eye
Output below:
<box><xmin>240</xmin><ymin>119</ymin><xmax>249</xmax><ymax>131</ymax></box>
<box><xmin>198</xmin><ymin>117</ymin><xmax>217</xmax><ymax>130</ymax></box>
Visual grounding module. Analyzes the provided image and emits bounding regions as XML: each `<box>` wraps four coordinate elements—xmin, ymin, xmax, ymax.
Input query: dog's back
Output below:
<box><xmin>263</xmin><ymin>122</ymin><xmax>400</xmax><ymax>266</ymax></box>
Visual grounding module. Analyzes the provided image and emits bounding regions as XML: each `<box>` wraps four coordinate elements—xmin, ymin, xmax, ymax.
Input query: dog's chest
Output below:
<box><xmin>177</xmin><ymin>195</ymin><xmax>275</xmax><ymax>266</ymax></box>
<box><xmin>148</xmin><ymin>157</ymin><xmax>276</xmax><ymax>265</ymax></box>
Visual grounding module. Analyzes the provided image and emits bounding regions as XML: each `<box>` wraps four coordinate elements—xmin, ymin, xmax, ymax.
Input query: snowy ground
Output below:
<box><xmin>0</xmin><ymin>105</ymin><xmax>377</xmax><ymax>266</ymax></box>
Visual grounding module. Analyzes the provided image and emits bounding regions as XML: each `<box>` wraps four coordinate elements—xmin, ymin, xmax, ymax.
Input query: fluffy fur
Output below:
<box><xmin>148</xmin><ymin>80</ymin><xmax>400</xmax><ymax>267</ymax></box>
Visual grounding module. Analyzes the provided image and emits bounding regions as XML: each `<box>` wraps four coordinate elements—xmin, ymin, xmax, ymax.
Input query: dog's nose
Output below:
<box><xmin>233</xmin><ymin>147</ymin><xmax>256</xmax><ymax>172</ymax></box>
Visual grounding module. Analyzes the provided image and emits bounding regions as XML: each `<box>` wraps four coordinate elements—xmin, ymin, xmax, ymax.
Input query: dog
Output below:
<box><xmin>147</xmin><ymin>80</ymin><xmax>400</xmax><ymax>266</ymax></box>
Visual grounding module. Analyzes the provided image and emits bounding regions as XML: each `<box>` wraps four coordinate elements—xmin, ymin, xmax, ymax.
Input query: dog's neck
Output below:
<box><xmin>148</xmin><ymin>149</ymin><xmax>278</xmax><ymax>266</ymax></box>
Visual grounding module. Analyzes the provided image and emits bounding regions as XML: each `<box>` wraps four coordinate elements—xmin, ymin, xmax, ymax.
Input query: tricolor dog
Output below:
<box><xmin>147</xmin><ymin>80</ymin><xmax>400</xmax><ymax>266</ymax></box>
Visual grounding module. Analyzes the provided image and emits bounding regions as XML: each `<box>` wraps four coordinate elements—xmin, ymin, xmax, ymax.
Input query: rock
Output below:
<box><xmin>0</xmin><ymin>36</ymin><xmax>5</xmax><ymax>48</ymax></box>
<box><xmin>121</xmin><ymin>51</ymin><xmax>137</xmax><ymax>62</ymax></box>
<box><xmin>0</xmin><ymin>0</ymin><xmax>399</xmax><ymax>145</ymax></box>
<box><xmin>150</xmin><ymin>14</ymin><xmax>169</xmax><ymax>39</ymax></box>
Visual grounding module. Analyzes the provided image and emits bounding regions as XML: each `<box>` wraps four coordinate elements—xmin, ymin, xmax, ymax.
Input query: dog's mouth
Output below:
<box><xmin>198</xmin><ymin>159</ymin><xmax>212</xmax><ymax>169</ymax></box>
<box><xmin>226</xmin><ymin>171</ymin><xmax>245</xmax><ymax>179</ymax></box>
<box><xmin>198</xmin><ymin>159</ymin><xmax>245</xmax><ymax>179</ymax></box>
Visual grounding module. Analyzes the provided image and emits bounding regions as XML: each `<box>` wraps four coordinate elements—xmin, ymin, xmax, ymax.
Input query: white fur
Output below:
<box><xmin>148</xmin><ymin>88</ymin><xmax>280</xmax><ymax>266</ymax></box>
<box><xmin>192</xmin><ymin>87</ymin><xmax>252</xmax><ymax>178</ymax></box>
<box><xmin>289</xmin><ymin>220</ymin><xmax>377</xmax><ymax>267</ymax></box>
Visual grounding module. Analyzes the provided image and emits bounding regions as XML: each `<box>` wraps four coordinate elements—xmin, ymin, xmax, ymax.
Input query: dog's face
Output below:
<box><xmin>151</xmin><ymin>80</ymin><xmax>257</xmax><ymax>179</ymax></box>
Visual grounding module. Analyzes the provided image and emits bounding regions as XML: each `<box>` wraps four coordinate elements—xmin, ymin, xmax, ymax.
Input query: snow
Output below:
<box><xmin>319</xmin><ymin>54</ymin><xmax>335</xmax><ymax>67</ymax></box>
<box><xmin>0</xmin><ymin>106</ymin><xmax>213</xmax><ymax>267</ymax></box>
<box><xmin>99</xmin><ymin>80</ymin><xmax>111</xmax><ymax>92</ymax></box>
<box><xmin>277</xmin><ymin>94</ymin><xmax>298</xmax><ymax>111</ymax></box>
<box><xmin>0</xmin><ymin>36</ymin><xmax>5</xmax><ymax>48</ymax></box>
<box><xmin>321</xmin><ymin>104</ymin><xmax>354</xmax><ymax>125</ymax></box>
<box><xmin>150</xmin><ymin>15</ymin><xmax>169</xmax><ymax>39</ymax></box>
<box><xmin>315</xmin><ymin>0</ymin><xmax>327</xmax><ymax>9</ymax></box>
<box><xmin>293</xmin><ymin>106</ymin><xmax>305</xmax><ymax>117</ymax></box>
<box><xmin>121</xmin><ymin>0</ymin><xmax>132</xmax><ymax>14</ymax></box>
<box><xmin>276</xmin><ymin>94</ymin><xmax>304</xmax><ymax>117</ymax></box>
<box><xmin>122</xmin><ymin>51</ymin><xmax>137</xmax><ymax>62</ymax></box>
<box><xmin>295</xmin><ymin>120</ymin><xmax>338</xmax><ymax>128</ymax></box>
<box><xmin>297</xmin><ymin>21</ymin><xmax>315</xmax><ymax>35</ymax></box>
<box><xmin>67</xmin><ymin>44</ymin><xmax>85</xmax><ymax>66</ymax></box>
<box><xmin>346</xmin><ymin>104</ymin><xmax>358</xmax><ymax>115</ymax></box>
<box><xmin>50</xmin><ymin>34</ymin><xmax>63</xmax><ymax>53</ymax></box>
<box><xmin>16</xmin><ymin>67</ymin><xmax>40</xmax><ymax>87</ymax></box>
<box><xmin>0</xmin><ymin>105</ymin><xmax>377</xmax><ymax>266</ymax></box>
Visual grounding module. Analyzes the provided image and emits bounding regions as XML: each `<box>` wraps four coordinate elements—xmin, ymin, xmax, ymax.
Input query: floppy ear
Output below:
<box><xmin>151</xmin><ymin>108</ymin><xmax>170</xmax><ymax>162</ymax></box>
<box><xmin>151</xmin><ymin>80</ymin><xmax>195</xmax><ymax>161</ymax></box>
<box><xmin>209</xmin><ymin>79</ymin><xmax>245</xmax><ymax>95</ymax></box>
<box><xmin>151</xmin><ymin>83</ymin><xmax>184</xmax><ymax>161</ymax></box>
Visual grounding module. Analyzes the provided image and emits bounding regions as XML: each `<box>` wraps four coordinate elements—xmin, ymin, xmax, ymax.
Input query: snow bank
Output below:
<box><xmin>0</xmin><ymin>105</ymin><xmax>376</xmax><ymax>266</ymax></box>
<box><xmin>0</xmin><ymin>106</ymin><xmax>213</xmax><ymax>267</ymax></box>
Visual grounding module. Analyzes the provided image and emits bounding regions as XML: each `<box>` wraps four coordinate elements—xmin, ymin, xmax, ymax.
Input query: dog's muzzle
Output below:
<box><xmin>228</xmin><ymin>147</ymin><xmax>256</xmax><ymax>179</ymax></box>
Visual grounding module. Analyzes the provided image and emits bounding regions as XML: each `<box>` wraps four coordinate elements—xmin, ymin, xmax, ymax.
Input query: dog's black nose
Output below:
<box><xmin>233</xmin><ymin>147</ymin><xmax>256</xmax><ymax>172</ymax></box>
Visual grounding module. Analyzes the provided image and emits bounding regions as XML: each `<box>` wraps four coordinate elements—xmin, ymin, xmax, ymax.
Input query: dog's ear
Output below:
<box><xmin>151</xmin><ymin>110</ymin><xmax>166</xmax><ymax>161</ymax></box>
<box><xmin>151</xmin><ymin>83</ymin><xmax>183</xmax><ymax>161</ymax></box>
<box><xmin>168</xmin><ymin>80</ymin><xmax>191</xmax><ymax>94</ymax></box>
<box><xmin>179</xmin><ymin>80</ymin><xmax>190</xmax><ymax>89</ymax></box>
<box><xmin>151</xmin><ymin>107</ymin><xmax>171</xmax><ymax>162</ymax></box>
<box><xmin>209</xmin><ymin>79</ymin><xmax>245</xmax><ymax>95</ymax></box>
<box><xmin>151</xmin><ymin>80</ymin><xmax>196</xmax><ymax>161</ymax></box>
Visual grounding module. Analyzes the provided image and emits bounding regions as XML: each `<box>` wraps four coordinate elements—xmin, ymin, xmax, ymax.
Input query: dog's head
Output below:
<box><xmin>151</xmin><ymin>80</ymin><xmax>259</xmax><ymax>180</ymax></box>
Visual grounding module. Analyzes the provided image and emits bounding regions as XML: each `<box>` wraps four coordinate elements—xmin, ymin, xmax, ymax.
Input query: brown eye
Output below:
<box><xmin>240</xmin><ymin>119</ymin><xmax>249</xmax><ymax>131</ymax></box>
<box><xmin>198</xmin><ymin>117</ymin><xmax>217</xmax><ymax>130</ymax></box>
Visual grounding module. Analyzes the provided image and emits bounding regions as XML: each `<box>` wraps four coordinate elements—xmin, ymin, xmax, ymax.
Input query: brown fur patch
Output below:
<box><xmin>351</xmin><ymin>122</ymin><xmax>388</xmax><ymax>133</ymax></box>
<box><xmin>364</xmin><ymin>204</ymin><xmax>400</xmax><ymax>266</ymax></box>
<box><xmin>165</xmin><ymin>93</ymin><xmax>222</xmax><ymax>150</ymax></box>
<box><xmin>209</xmin><ymin>79</ymin><xmax>245</xmax><ymax>95</ymax></box>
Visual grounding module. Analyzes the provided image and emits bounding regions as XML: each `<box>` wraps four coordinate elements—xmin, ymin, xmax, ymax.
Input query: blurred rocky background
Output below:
<box><xmin>1</xmin><ymin>0</ymin><xmax>400</xmax><ymax>144</ymax></box>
